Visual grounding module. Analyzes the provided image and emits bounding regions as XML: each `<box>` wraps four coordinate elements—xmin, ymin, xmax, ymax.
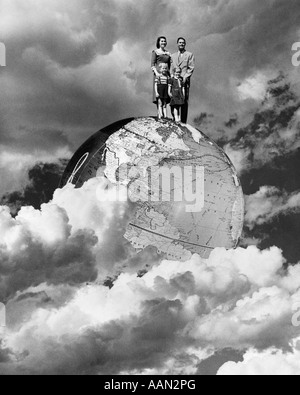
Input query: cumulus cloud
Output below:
<box><xmin>237</xmin><ymin>72</ymin><xmax>270</xmax><ymax>102</ymax></box>
<box><xmin>0</xmin><ymin>203</ymin><xmax>98</xmax><ymax>301</ymax></box>
<box><xmin>0</xmin><ymin>177</ymin><xmax>299</xmax><ymax>374</ymax></box>
<box><xmin>245</xmin><ymin>186</ymin><xmax>300</xmax><ymax>229</ymax></box>
<box><xmin>1</xmin><ymin>244</ymin><xmax>300</xmax><ymax>375</ymax></box>
<box><xmin>0</xmin><ymin>177</ymin><xmax>159</xmax><ymax>302</ymax></box>
<box><xmin>218</xmin><ymin>347</ymin><xmax>300</xmax><ymax>375</ymax></box>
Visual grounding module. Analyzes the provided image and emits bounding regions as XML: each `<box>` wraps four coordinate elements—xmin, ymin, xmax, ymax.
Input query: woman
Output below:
<box><xmin>151</xmin><ymin>36</ymin><xmax>172</xmax><ymax>107</ymax></box>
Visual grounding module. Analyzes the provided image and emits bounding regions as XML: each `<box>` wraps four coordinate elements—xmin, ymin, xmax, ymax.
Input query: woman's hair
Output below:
<box><xmin>156</xmin><ymin>36</ymin><xmax>167</xmax><ymax>49</ymax></box>
<box><xmin>174</xmin><ymin>67</ymin><xmax>182</xmax><ymax>73</ymax></box>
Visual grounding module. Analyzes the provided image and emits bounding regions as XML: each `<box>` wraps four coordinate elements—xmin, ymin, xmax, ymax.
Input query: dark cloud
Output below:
<box><xmin>241</xmin><ymin>149</ymin><xmax>300</xmax><ymax>196</ymax></box>
<box><xmin>1</xmin><ymin>0</ymin><xmax>300</xmax><ymax>196</ymax></box>
<box><xmin>256</xmin><ymin>213</ymin><xmax>300</xmax><ymax>264</ymax></box>
<box><xmin>0</xmin><ymin>228</ymin><xmax>98</xmax><ymax>301</ymax></box>
<box><xmin>1</xmin><ymin>161</ymin><xmax>67</xmax><ymax>214</ymax></box>
<box><xmin>3</xmin><ymin>0</ymin><xmax>119</xmax><ymax>69</ymax></box>
<box><xmin>225</xmin><ymin>115</ymin><xmax>239</xmax><ymax>129</ymax></box>
<box><xmin>220</xmin><ymin>74</ymin><xmax>300</xmax><ymax>262</ymax></box>
<box><xmin>0</xmin><ymin>341</ymin><xmax>13</xmax><ymax>364</ymax></box>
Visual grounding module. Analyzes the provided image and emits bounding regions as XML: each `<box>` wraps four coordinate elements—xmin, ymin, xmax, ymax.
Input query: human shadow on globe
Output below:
<box><xmin>60</xmin><ymin>117</ymin><xmax>244</xmax><ymax>261</ymax></box>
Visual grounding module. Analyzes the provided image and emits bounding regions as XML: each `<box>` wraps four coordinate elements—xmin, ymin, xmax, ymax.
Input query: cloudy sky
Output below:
<box><xmin>1</xmin><ymin>0</ymin><xmax>300</xmax><ymax>192</ymax></box>
<box><xmin>1</xmin><ymin>0</ymin><xmax>300</xmax><ymax>375</ymax></box>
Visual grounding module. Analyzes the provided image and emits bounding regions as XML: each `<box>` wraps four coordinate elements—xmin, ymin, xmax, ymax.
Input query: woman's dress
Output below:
<box><xmin>151</xmin><ymin>49</ymin><xmax>172</xmax><ymax>104</ymax></box>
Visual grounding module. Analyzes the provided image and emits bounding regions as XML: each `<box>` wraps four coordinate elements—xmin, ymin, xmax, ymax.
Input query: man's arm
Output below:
<box><xmin>183</xmin><ymin>53</ymin><xmax>195</xmax><ymax>82</ymax></box>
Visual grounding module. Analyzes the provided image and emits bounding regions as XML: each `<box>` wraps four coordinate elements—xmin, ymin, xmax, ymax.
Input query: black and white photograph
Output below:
<box><xmin>0</xmin><ymin>0</ymin><xmax>300</xmax><ymax>377</ymax></box>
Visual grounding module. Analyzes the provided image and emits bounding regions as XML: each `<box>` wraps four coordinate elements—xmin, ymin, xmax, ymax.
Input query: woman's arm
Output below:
<box><xmin>151</xmin><ymin>51</ymin><xmax>159</xmax><ymax>76</ymax></box>
<box><xmin>155</xmin><ymin>78</ymin><xmax>159</xmax><ymax>98</ymax></box>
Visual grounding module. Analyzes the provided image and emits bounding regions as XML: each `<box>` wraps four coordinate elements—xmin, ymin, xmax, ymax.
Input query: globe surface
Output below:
<box><xmin>60</xmin><ymin>117</ymin><xmax>244</xmax><ymax>261</ymax></box>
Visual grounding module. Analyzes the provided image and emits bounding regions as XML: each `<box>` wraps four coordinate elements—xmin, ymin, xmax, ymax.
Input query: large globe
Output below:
<box><xmin>60</xmin><ymin>117</ymin><xmax>244</xmax><ymax>261</ymax></box>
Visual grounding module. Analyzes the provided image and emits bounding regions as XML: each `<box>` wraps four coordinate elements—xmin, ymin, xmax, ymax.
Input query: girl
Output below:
<box><xmin>155</xmin><ymin>63</ymin><xmax>171</xmax><ymax>119</ymax></box>
<box><xmin>169</xmin><ymin>67</ymin><xmax>185</xmax><ymax>123</ymax></box>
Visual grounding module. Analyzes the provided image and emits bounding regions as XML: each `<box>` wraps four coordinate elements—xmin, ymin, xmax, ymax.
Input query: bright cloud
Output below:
<box><xmin>245</xmin><ymin>187</ymin><xmax>300</xmax><ymax>229</ymax></box>
<box><xmin>0</xmin><ymin>178</ymin><xmax>299</xmax><ymax>374</ymax></box>
<box><xmin>218</xmin><ymin>347</ymin><xmax>300</xmax><ymax>375</ymax></box>
<box><xmin>237</xmin><ymin>72</ymin><xmax>270</xmax><ymax>101</ymax></box>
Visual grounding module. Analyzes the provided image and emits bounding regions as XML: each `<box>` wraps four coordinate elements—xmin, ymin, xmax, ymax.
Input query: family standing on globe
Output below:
<box><xmin>151</xmin><ymin>36</ymin><xmax>195</xmax><ymax>123</ymax></box>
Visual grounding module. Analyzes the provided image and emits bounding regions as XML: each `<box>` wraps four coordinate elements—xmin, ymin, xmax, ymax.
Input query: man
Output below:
<box><xmin>171</xmin><ymin>37</ymin><xmax>195</xmax><ymax>123</ymax></box>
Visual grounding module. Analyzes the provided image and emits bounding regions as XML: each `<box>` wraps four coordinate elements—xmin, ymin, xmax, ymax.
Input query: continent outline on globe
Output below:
<box><xmin>60</xmin><ymin>117</ymin><xmax>245</xmax><ymax>261</ymax></box>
